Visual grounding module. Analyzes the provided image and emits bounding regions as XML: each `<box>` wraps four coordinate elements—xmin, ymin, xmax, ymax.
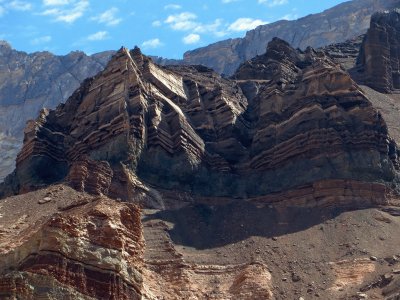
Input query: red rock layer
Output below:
<box><xmin>0</xmin><ymin>196</ymin><xmax>144</xmax><ymax>299</ymax></box>
<box><xmin>248</xmin><ymin>179</ymin><xmax>388</xmax><ymax>208</ymax></box>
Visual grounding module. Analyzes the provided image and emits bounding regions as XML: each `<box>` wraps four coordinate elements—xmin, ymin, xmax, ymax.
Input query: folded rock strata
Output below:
<box><xmin>1</xmin><ymin>38</ymin><xmax>399</xmax><ymax>209</ymax></box>
<box><xmin>0</xmin><ymin>42</ymin><xmax>114</xmax><ymax>181</ymax></box>
<box><xmin>0</xmin><ymin>185</ymin><xmax>276</xmax><ymax>299</ymax></box>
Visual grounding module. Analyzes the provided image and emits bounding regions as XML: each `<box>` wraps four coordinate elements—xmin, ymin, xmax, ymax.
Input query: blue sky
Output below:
<box><xmin>0</xmin><ymin>0</ymin><xmax>348</xmax><ymax>58</ymax></box>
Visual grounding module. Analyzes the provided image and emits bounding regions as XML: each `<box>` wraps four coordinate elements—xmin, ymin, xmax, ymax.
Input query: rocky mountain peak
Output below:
<box><xmin>356</xmin><ymin>9</ymin><xmax>400</xmax><ymax>92</ymax></box>
<box><xmin>1</xmin><ymin>39</ymin><xmax>398</xmax><ymax>211</ymax></box>
<box><xmin>371</xmin><ymin>8</ymin><xmax>400</xmax><ymax>25</ymax></box>
<box><xmin>0</xmin><ymin>40</ymin><xmax>11</xmax><ymax>49</ymax></box>
<box><xmin>232</xmin><ymin>38</ymin><xmax>333</xmax><ymax>87</ymax></box>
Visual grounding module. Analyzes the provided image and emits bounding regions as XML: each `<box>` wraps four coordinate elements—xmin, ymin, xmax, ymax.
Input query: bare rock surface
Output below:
<box><xmin>322</xmin><ymin>35</ymin><xmax>364</xmax><ymax>71</ymax></box>
<box><xmin>2</xmin><ymin>1</ymin><xmax>400</xmax><ymax>184</ymax></box>
<box><xmin>0</xmin><ymin>185</ymin><xmax>144</xmax><ymax>299</ymax></box>
<box><xmin>356</xmin><ymin>9</ymin><xmax>400</xmax><ymax>92</ymax></box>
<box><xmin>0</xmin><ymin>41</ymin><xmax>114</xmax><ymax>181</ymax></box>
<box><xmin>1</xmin><ymin>11</ymin><xmax>400</xmax><ymax>298</ymax></box>
<box><xmin>1</xmin><ymin>184</ymin><xmax>400</xmax><ymax>299</ymax></box>
<box><xmin>1</xmin><ymin>40</ymin><xmax>399</xmax><ymax>209</ymax></box>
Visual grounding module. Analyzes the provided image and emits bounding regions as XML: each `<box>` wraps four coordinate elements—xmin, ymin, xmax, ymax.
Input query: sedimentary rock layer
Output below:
<box><xmin>0</xmin><ymin>187</ymin><xmax>144</xmax><ymax>299</ymax></box>
<box><xmin>357</xmin><ymin>10</ymin><xmax>400</xmax><ymax>93</ymax></box>
<box><xmin>1</xmin><ymin>38</ymin><xmax>398</xmax><ymax>207</ymax></box>
<box><xmin>0</xmin><ymin>42</ymin><xmax>114</xmax><ymax>181</ymax></box>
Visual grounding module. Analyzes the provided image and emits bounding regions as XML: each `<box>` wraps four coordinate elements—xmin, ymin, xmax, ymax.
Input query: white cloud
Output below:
<box><xmin>194</xmin><ymin>18</ymin><xmax>223</xmax><ymax>34</ymax></box>
<box><xmin>87</xmin><ymin>31</ymin><xmax>108</xmax><ymax>41</ymax></box>
<box><xmin>165</xmin><ymin>12</ymin><xmax>197</xmax><ymax>31</ymax></box>
<box><xmin>164</xmin><ymin>4</ymin><xmax>181</xmax><ymax>10</ymax></box>
<box><xmin>152</xmin><ymin>20</ymin><xmax>161</xmax><ymax>27</ymax></box>
<box><xmin>282</xmin><ymin>13</ymin><xmax>298</xmax><ymax>20</ymax></box>
<box><xmin>40</xmin><ymin>0</ymin><xmax>88</xmax><ymax>23</ymax></box>
<box><xmin>228</xmin><ymin>18</ymin><xmax>268</xmax><ymax>32</ymax></box>
<box><xmin>41</xmin><ymin>8</ymin><xmax>58</xmax><ymax>15</ymax></box>
<box><xmin>141</xmin><ymin>38</ymin><xmax>163</xmax><ymax>49</ymax></box>
<box><xmin>258</xmin><ymin>0</ymin><xmax>288</xmax><ymax>7</ymax></box>
<box><xmin>31</xmin><ymin>35</ymin><xmax>52</xmax><ymax>45</ymax></box>
<box><xmin>43</xmin><ymin>0</ymin><xmax>69</xmax><ymax>6</ymax></box>
<box><xmin>0</xmin><ymin>0</ymin><xmax>33</xmax><ymax>15</ymax></box>
<box><xmin>165</xmin><ymin>12</ymin><xmax>225</xmax><ymax>36</ymax></box>
<box><xmin>91</xmin><ymin>7</ymin><xmax>121</xmax><ymax>26</ymax></box>
<box><xmin>7</xmin><ymin>0</ymin><xmax>32</xmax><ymax>11</ymax></box>
<box><xmin>183</xmin><ymin>33</ymin><xmax>200</xmax><ymax>44</ymax></box>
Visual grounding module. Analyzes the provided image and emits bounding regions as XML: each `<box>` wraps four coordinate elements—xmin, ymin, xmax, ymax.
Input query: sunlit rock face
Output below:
<box><xmin>1</xmin><ymin>16</ymin><xmax>400</xmax><ymax>300</ymax></box>
<box><xmin>1</xmin><ymin>40</ymin><xmax>398</xmax><ymax>209</ymax></box>
<box><xmin>356</xmin><ymin>9</ymin><xmax>400</xmax><ymax>93</ymax></box>
<box><xmin>0</xmin><ymin>187</ymin><xmax>144</xmax><ymax>299</ymax></box>
<box><xmin>0</xmin><ymin>41</ymin><xmax>114</xmax><ymax>181</ymax></box>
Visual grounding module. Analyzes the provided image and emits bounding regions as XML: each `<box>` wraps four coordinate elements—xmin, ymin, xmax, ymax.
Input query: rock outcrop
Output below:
<box><xmin>0</xmin><ymin>41</ymin><xmax>114</xmax><ymax>181</ymax></box>
<box><xmin>356</xmin><ymin>9</ymin><xmax>400</xmax><ymax>93</ymax></box>
<box><xmin>2</xmin><ymin>0</ymin><xmax>400</xmax><ymax>183</ymax></box>
<box><xmin>182</xmin><ymin>0</ymin><xmax>400</xmax><ymax>75</ymax></box>
<box><xmin>1</xmin><ymin>22</ymin><xmax>400</xmax><ymax>300</ymax></box>
<box><xmin>0</xmin><ymin>186</ymin><xmax>144</xmax><ymax>299</ymax></box>
<box><xmin>322</xmin><ymin>35</ymin><xmax>364</xmax><ymax>71</ymax></box>
<box><xmin>2</xmin><ymin>185</ymin><xmax>400</xmax><ymax>299</ymax></box>
<box><xmin>1</xmin><ymin>40</ymin><xmax>398</xmax><ymax>209</ymax></box>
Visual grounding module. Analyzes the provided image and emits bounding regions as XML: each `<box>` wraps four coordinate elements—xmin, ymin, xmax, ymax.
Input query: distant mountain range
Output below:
<box><xmin>156</xmin><ymin>0</ymin><xmax>400</xmax><ymax>75</ymax></box>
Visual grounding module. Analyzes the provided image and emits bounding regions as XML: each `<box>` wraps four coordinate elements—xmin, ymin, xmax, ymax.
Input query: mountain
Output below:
<box><xmin>182</xmin><ymin>0</ymin><xmax>400</xmax><ymax>75</ymax></box>
<box><xmin>1</xmin><ymin>42</ymin><xmax>398</xmax><ymax>203</ymax></box>
<box><xmin>0</xmin><ymin>41</ymin><xmax>114</xmax><ymax>181</ymax></box>
<box><xmin>0</xmin><ymin>8</ymin><xmax>400</xmax><ymax>300</ymax></box>
<box><xmin>1</xmin><ymin>13</ymin><xmax>400</xmax><ymax>297</ymax></box>
<box><xmin>2</xmin><ymin>8</ymin><xmax>400</xmax><ymax>300</ymax></box>
<box><xmin>1</xmin><ymin>0</ymin><xmax>399</xmax><ymax>183</ymax></box>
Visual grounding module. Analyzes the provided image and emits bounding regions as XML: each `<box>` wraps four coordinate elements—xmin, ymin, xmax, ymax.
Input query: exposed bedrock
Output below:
<box><xmin>0</xmin><ymin>191</ymin><xmax>144</xmax><ymax>299</ymax></box>
<box><xmin>356</xmin><ymin>9</ymin><xmax>400</xmax><ymax>93</ymax></box>
<box><xmin>1</xmin><ymin>39</ymin><xmax>399</xmax><ymax>208</ymax></box>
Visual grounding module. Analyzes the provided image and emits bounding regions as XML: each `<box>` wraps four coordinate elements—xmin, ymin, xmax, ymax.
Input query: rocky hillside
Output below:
<box><xmin>2</xmin><ymin>8</ymin><xmax>400</xmax><ymax>300</ymax></box>
<box><xmin>1</xmin><ymin>41</ymin><xmax>399</xmax><ymax>204</ymax></box>
<box><xmin>183</xmin><ymin>0</ymin><xmax>400</xmax><ymax>75</ymax></box>
<box><xmin>1</xmin><ymin>0</ymin><xmax>399</xmax><ymax>183</ymax></box>
<box><xmin>0</xmin><ymin>42</ymin><xmax>114</xmax><ymax>181</ymax></box>
<box><xmin>0</xmin><ymin>37</ymin><xmax>400</xmax><ymax>299</ymax></box>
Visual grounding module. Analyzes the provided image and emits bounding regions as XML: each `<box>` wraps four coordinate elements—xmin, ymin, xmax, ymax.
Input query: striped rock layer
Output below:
<box><xmin>1</xmin><ymin>38</ymin><xmax>399</xmax><ymax>208</ymax></box>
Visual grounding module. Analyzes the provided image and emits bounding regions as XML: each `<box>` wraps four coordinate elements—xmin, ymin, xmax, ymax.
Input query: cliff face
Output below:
<box><xmin>1</xmin><ymin>0</ymin><xmax>399</xmax><ymax>183</ymax></box>
<box><xmin>183</xmin><ymin>0</ymin><xmax>400</xmax><ymax>75</ymax></box>
<box><xmin>0</xmin><ymin>42</ymin><xmax>114</xmax><ymax>181</ymax></box>
<box><xmin>1</xmin><ymin>23</ymin><xmax>400</xmax><ymax>300</ymax></box>
<box><xmin>1</xmin><ymin>40</ymin><xmax>398</xmax><ymax>209</ymax></box>
<box><xmin>356</xmin><ymin>9</ymin><xmax>400</xmax><ymax>93</ymax></box>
